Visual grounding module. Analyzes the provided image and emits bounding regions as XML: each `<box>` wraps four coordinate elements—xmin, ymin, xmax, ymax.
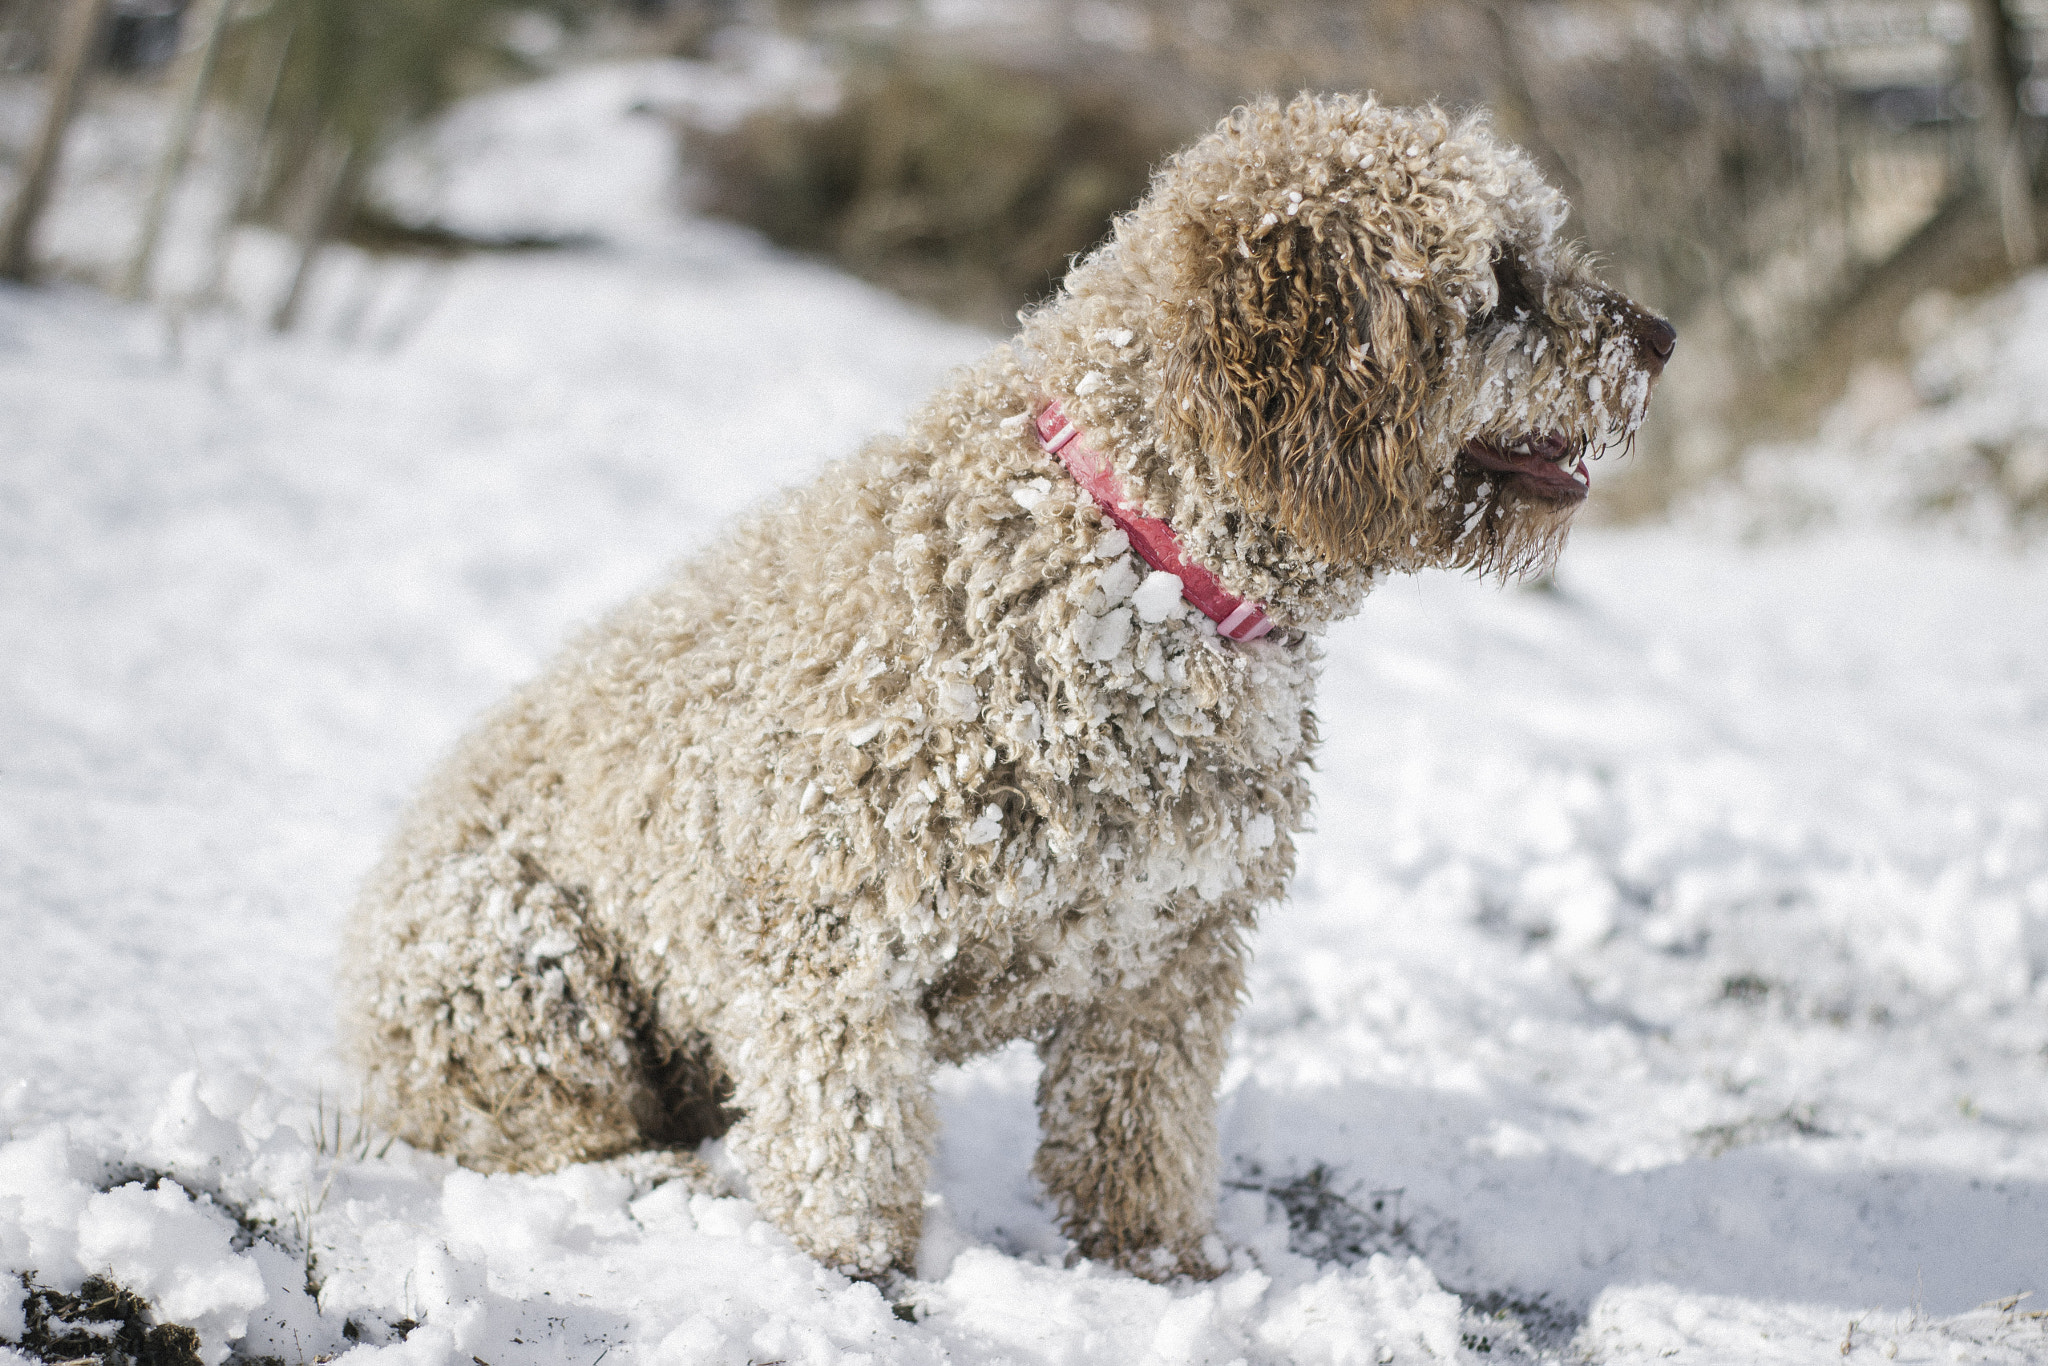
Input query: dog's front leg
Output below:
<box><xmin>1032</xmin><ymin>915</ymin><xmax>1244</xmax><ymax>1280</ymax></box>
<box><xmin>721</xmin><ymin>979</ymin><xmax>935</xmax><ymax>1283</ymax></box>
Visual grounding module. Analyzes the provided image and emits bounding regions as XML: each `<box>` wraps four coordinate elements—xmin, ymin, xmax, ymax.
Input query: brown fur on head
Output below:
<box><xmin>1057</xmin><ymin>94</ymin><xmax>1669</xmax><ymax>593</ymax></box>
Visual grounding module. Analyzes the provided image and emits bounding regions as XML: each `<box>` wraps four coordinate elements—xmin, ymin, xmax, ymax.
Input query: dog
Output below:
<box><xmin>340</xmin><ymin>93</ymin><xmax>1673</xmax><ymax>1284</ymax></box>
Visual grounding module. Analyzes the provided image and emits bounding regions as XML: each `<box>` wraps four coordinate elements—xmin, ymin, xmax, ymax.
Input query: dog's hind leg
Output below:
<box><xmin>345</xmin><ymin>833</ymin><xmax>669</xmax><ymax>1173</ymax></box>
<box><xmin>1032</xmin><ymin>911</ymin><xmax>1247</xmax><ymax>1280</ymax></box>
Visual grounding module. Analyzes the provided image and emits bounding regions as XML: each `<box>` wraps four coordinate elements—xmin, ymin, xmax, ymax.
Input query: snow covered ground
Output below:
<box><xmin>1702</xmin><ymin>277</ymin><xmax>2048</xmax><ymax>545</ymax></box>
<box><xmin>4</xmin><ymin>57</ymin><xmax>2047</xmax><ymax>1366</ymax></box>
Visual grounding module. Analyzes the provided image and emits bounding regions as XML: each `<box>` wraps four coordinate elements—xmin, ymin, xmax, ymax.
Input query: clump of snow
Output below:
<box><xmin>76</xmin><ymin>1183</ymin><xmax>266</xmax><ymax>1366</ymax></box>
<box><xmin>1092</xmin><ymin>553</ymin><xmax>1142</xmax><ymax>609</ymax></box>
<box><xmin>1256</xmin><ymin>1258</ymin><xmax>1468</xmax><ymax>1364</ymax></box>
<box><xmin>1132</xmin><ymin>569</ymin><xmax>1187</xmax><ymax>624</ymax></box>
<box><xmin>1078</xmin><ymin>604</ymin><xmax>1134</xmax><ymax>662</ymax></box>
<box><xmin>1012</xmin><ymin>475</ymin><xmax>1053</xmax><ymax>510</ymax></box>
<box><xmin>1093</xmin><ymin>527</ymin><xmax>1133</xmax><ymax>560</ymax></box>
<box><xmin>965</xmin><ymin>804</ymin><xmax>1004</xmax><ymax>845</ymax></box>
<box><xmin>0</xmin><ymin>1178</ymin><xmax>36</xmax><ymax>1339</ymax></box>
<box><xmin>0</xmin><ymin>1131</ymin><xmax>95</xmax><ymax>1295</ymax></box>
<box><xmin>145</xmin><ymin>1074</ymin><xmax>248</xmax><ymax>1183</ymax></box>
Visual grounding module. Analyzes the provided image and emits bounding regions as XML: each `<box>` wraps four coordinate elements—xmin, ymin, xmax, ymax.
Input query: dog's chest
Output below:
<box><xmin>922</xmin><ymin>643</ymin><xmax>1316</xmax><ymax>1058</ymax></box>
<box><xmin>921</xmin><ymin>886</ymin><xmax>1215</xmax><ymax>1057</ymax></box>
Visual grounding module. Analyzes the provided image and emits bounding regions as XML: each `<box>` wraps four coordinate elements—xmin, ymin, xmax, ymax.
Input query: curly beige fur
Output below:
<box><xmin>340</xmin><ymin>94</ymin><xmax>1672</xmax><ymax>1283</ymax></box>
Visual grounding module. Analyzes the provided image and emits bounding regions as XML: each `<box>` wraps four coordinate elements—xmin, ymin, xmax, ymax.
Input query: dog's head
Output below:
<box><xmin>1036</xmin><ymin>94</ymin><xmax>1671</xmax><ymax>598</ymax></box>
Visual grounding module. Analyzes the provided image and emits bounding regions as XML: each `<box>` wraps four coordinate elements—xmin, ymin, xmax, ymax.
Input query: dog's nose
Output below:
<box><xmin>1637</xmin><ymin>316</ymin><xmax>1676</xmax><ymax>374</ymax></box>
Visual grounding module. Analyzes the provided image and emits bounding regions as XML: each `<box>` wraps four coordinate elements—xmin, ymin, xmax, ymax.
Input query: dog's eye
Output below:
<box><xmin>1486</xmin><ymin>253</ymin><xmax>1541</xmax><ymax>324</ymax></box>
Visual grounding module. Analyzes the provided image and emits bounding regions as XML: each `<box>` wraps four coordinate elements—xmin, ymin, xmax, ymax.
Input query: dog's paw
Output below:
<box><xmin>843</xmin><ymin>1261</ymin><xmax>919</xmax><ymax>1304</ymax></box>
<box><xmin>1159</xmin><ymin>1237</ymin><xmax>1229</xmax><ymax>1284</ymax></box>
<box><xmin>1088</xmin><ymin>1236</ymin><xmax>1229</xmax><ymax>1284</ymax></box>
<box><xmin>1185</xmin><ymin>1234</ymin><xmax>1232</xmax><ymax>1281</ymax></box>
<box><xmin>599</xmin><ymin>1147</ymin><xmax>733</xmax><ymax>1199</ymax></box>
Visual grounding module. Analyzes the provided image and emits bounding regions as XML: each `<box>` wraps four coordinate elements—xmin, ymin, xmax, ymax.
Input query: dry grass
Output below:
<box><xmin>682</xmin><ymin>48</ymin><xmax>1185</xmax><ymax>328</ymax></box>
<box><xmin>12</xmin><ymin>1275</ymin><xmax>203</xmax><ymax>1366</ymax></box>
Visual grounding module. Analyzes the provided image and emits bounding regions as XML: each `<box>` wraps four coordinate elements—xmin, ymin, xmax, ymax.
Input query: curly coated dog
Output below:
<box><xmin>341</xmin><ymin>93</ymin><xmax>1674</xmax><ymax>1283</ymax></box>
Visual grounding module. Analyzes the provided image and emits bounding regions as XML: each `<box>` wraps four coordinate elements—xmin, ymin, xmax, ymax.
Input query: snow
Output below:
<box><xmin>1133</xmin><ymin>570</ymin><xmax>1189</xmax><ymax>624</ymax></box>
<box><xmin>371</xmin><ymin>40</ymin><xmax>839</xmax><ymax>248</ymax></box>
<box><xmin>73</xmin><ymin>1183</ymin><xmax>266</xmax><ymax>1365</ymax></box>
<box><xmin>1702</xmin><ymin>276</ymin><xmax>2048</xmax><ymax>544</ymax></box>
<box><xmin>4</xmin><ymin>55</ymin><xmax>2047</xmax><ymax>1366</ymax></box>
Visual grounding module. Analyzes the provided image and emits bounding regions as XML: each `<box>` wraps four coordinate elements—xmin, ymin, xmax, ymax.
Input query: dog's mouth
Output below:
<box><xmin>1460</xmin><ymin>433</ymin><xmax>1591</xmax><ymax>504</ymax></box>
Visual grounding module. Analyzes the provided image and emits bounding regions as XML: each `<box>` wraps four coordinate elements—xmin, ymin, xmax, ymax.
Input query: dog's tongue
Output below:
<box><xmin>1463</xmin><ymin>435</ymin><xmax>1590</xmax><ymax>501</ymax></box>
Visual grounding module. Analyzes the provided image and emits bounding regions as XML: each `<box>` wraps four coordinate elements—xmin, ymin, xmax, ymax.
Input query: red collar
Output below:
<box><xmin>1034</xmin><ymin>401</ymin><xmax>1275</xmax><ymax>642</ymax></box>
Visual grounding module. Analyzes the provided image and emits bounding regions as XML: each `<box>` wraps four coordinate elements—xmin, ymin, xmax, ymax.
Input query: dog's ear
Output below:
<box><xmin>1160</xmin><ymin>212</ymin><xmax>1451</xmax><ymax>565</ymax></box>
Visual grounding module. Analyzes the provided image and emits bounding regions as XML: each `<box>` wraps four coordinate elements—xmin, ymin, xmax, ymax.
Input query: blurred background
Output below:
<box><xmin>2</xmin><ymin>0</ymin><xmax>2046</xmax><ymax>520</ymax></box>
<box><xmin>5</xmin><ymin>14</ymin><xmax>2048</xmax><ymax>1355</ymax></box>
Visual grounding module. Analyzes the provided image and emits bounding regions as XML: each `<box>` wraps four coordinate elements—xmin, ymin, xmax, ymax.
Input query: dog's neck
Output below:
<box><xmin>1017</xmin><ymin>275</ymin><xmax>1389</xmax><ymax>636</ymax></box>
<box><xmin>1015</xmin><ymin>355</ymin><xmax>1382</xmax><ymax>639</ymax></box>
<box><xmin>1035</xmin><ymin>400</ymin><xmax>1276</xmax><ymax>643</ymax></box>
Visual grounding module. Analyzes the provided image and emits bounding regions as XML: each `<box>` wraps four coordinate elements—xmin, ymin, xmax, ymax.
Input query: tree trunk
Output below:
<box><xmin>121</xmin><ymin>0</ymin><xmax>238</xmax><ymax>300</ymax></box>
<box><xmin>0</xmin><ymin>0</ymin><xmax>112</xmax><ymax>283</ymax></box>
<box><xmin>270</xmin><ymin>136</ymin><xmax>362</xmax><ymax>332</ymax></box>
<box><xmin>196</xmin><ymin>9</ymin><xmax>298</xmax><ymax>306</ymax></box>
<box><xmin>1967</xmin><ymin>0</ymin><xmax>2037</xmax><ymax>266</ymax></box>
